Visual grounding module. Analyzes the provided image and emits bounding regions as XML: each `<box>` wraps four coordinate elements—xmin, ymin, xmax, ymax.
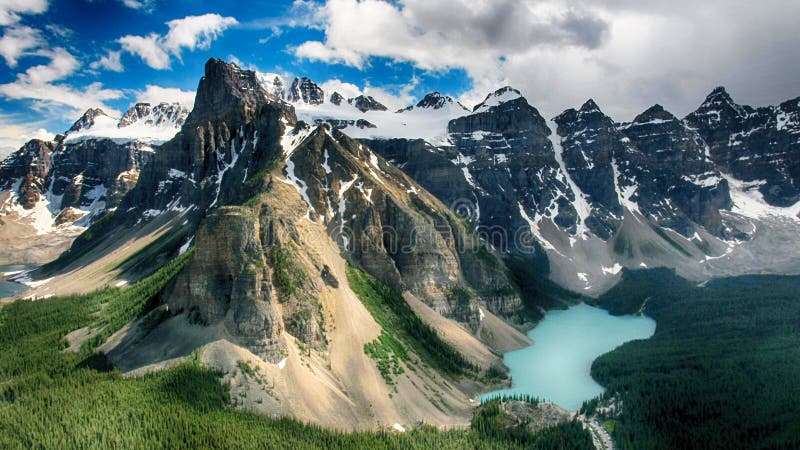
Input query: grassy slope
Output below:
<box><xmin>587</xmin><ymin>272</ymin><xmax>800</xmax><ymax>450</ymax></box>
<box><xmin>0</xmin><ymin>254</ymin><xmax>592</xmax><ymax>449</ymax></box>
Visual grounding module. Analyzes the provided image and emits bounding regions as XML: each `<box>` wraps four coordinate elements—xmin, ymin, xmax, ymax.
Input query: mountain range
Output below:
<box><xmin>1</xmin><ymin>58</ymin><xmax>798</xmax><ymax>429</ymax></box>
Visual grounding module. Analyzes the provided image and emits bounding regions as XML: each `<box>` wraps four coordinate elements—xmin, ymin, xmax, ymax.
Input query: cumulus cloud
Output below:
<box><xmin>0</xmin><ymin>47</ymin><xmax>123</xmax><ymax>117</ymax></box>
<box><xmin>135</xmin><ymin>84</ymin><xmax>196</xmax><ymax>109</ymax></box>
<box><xmin>118</xmin><ymin>13</ymin><xmax>238</xmax><ymax>70</ymax></box>
<box><xmin>291</xmin><ymin>0</ymin><xmax>800</xmax><ymax>121</ymax></box>
<box><xmin>118</xmin><ymin>33</ymin><xmax>169</xmax><ymax>69</ymax></box>
<box><xmin>294</xmin><ymin>0</ymin><xmax>609</xmax><ymax>71</ymax></box>
<box><xmin>90</xmin><ymin>50</ymin><xmax>124</xmax><ymax>72</ymax></box>
<box><xmin>0</xmin><ymin>0</ymin><xmax>48</xmax><ymax>26</ymax></box>
<box><xmin>0</xmin><ymin>25</ymin><xmax>45</xmax><ymax>67</ymax></box>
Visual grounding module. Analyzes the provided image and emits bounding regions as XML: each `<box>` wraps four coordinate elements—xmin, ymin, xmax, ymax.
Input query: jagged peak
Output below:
<box><xmin>348</xmin><ymin>94</ymin><xmax>388</xmax><ymax>113</ymax></box>
<box><xmin>119</xmin><ymin>102</ymin><xmax>189</xmax><ymax>129</ymax></box>
<box><xmin>701</xmin><ymin>85</ymin><xmax>737</xmax><ymax>107</ymax></box>
<box><xmin>633</xmin><ymin>104</ymin><xmax>677</xmax><ymax>123</ymax></box>
<box><xmin>473</xmin><ymin>86</ymin><xmax>523</xmax><ymax>112</ymax></box>
<box><xmin>330</xmin><ymin>91</ymin><xmax>344</xmax><ymax>106</ymax></box>
<box><xmin>580</xmin><ymin>99</ymin><xmax>601</xmax><ymax>113</ymax></box>
<box><xmin>67</xmin><ymin>108</ymin><xmax>112</xmax><ymax>134</ymax></box>
<box><xmin>415</xmin><ymin>92</ymin><xmax>468</xmax><ymax>111</ymax></box>
<box><xmin>288</xmin><ymin>76</ymin><xmax>324</xmax><ymax>105</ymax></box>
<box><xmin>186</xmin><ymin>58</ymin><xmax>272</xmax><ymax>126</ymax></box>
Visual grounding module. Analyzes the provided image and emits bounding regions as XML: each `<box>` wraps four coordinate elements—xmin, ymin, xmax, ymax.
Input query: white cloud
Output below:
<box><xmin>121</xmin><ymin>0</ymin><xmax>155</xmax><ymax>11</ymax></box>
<box><xmin>0</xmin><ymin>123</ymin><xmax>54</xmax><ymax>160</ymax></box>
<box><xmin>90</xmin><ymin>50</ymin><xmax>124</xmax><ymax>72</ymax></box>
<box><xmin>135</xmin><ymin>84</ymin><xmax>196</xmax><ymax>109</ymax></box>
<box><xmin>0</xmin><ymin>25</ymin><xmax>44</xmax><ymax>67</ymax></box>
<box><xmin>0</xmin><ymin>47</ymin><xmax>123</xmax><ymax>117</ymax></box>
<box><xmin>118</xmin><ymin>34</ymin><xmax>169</xmax><ymax>69</ymax></box>
<box><xmin>118</xmin><ymin>14</ymin><xmax>238</xmax><ymax>70</ymax></box>
<box><xmin>319</xmin><ymin>77</ymin><xmax>418</xmax><ymax>110</ymax></box>
<box><xmin>0</xmin><ymin>0</ymin><xmax>48</xmax><ymax>26</ymax></box>
<box><xmin>291</xmin><ymin>0</ymin><xmax>800</xmax><ymax>121</ymax></box>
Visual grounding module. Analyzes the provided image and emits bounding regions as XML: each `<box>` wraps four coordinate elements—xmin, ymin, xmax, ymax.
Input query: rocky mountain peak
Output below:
<box><xmin>186</xmin><ymin>58</ymin><xmax>272</xmax><ymax>126</ymax></box>
<box><xmin>329</xmin><ymin>91</ymin><xmax>344</xmax><ymax>105</ymax></box>
<box><xmin>579</xmin><ymin>99</ymin><xmax>601</xmax><ymax>113</ymax></box>
<box><xmin>415</xmin><ymin>92</ymin><xmax>468</xmax><ymax>111</ymax></box>
<box><xmin>68</xmin><ymin>108</ymin><xmax>111</xmax><ymax>134</ymax></box>
<box><xmin>473</xmin><ymin>86</ymin><xmax>522</xmax><ymax>112</ymax></box>
<box><xmin>288</xmin><ymin>77</ymin><xmax>324</xmax><ymax>105</ymax></box>
<box><xmin>694</xmin><ymin>85</ymin><xmax>745</xmax><ymax>117</ymax></box>
<box><xmin>632</xmin><ymin>104</ymin><xmax>677</xmax><ymax>123</ymax></box>
<box><xmin>348</xmin><ymin>94</ymin><xmax>388</xmax><ymax>112</ymax></box>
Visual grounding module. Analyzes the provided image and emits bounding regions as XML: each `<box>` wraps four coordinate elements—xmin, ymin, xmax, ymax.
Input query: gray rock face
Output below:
<box><xmin>619</xmin><ymin>104</ymin><xmax>731</xmax><ymax>236</ymax></box>
<box><xmin>168</xmin><ymin>207</ymin><xmax>286</xmax><ymax>361</ymax></box>
<box><xmin>0</xmin><ymin>129</ymin><xmax>156</xmax><ymax>221</ymax></box>
<box><xmin>348</xmin><ymin>95</ymin><xmax>388</xmax><ymax>112</ymax></box>
<box><xmin>288</xmin><ymin>76</ymin><xmax>325</xmax><ymax>105</ymax></box>
<box><xmin>0</xmin><ymin>139</ymin><xmax>55</xmax><ymax>209</ymax></box>
<box><xmin>329</xmin><ymin>91</ymin><xmax>344</xmax><ymax>106</ymax></box>
<box><xmin>685</xmin><ymin>87</ymin><xmax>800</xmax><ymax>206</ymax></box>
<box><xmin>283</xmin><ymin>125</ymin><xmax>525</xmax><ymax>324</ymax></box>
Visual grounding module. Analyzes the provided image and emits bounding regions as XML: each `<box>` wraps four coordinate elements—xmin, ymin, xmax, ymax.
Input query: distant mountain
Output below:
<box><xmin>0</xmin><ymin>102</ymin><xmax>188</xmax><ymax>264</ymax></box>
<box><xmin>369</xmin><ymin>88</ymin><xmax>800</xmax><ymax>293</ymax></box>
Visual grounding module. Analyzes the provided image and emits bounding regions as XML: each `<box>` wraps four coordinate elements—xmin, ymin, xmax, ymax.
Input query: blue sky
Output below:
<box><xmin>1</xmin><ymin>0</ymin><xmax>799</xmax><ymax>157</ymax></box>
<box><xmin>0</xmin><ymin>0</ymin><xmax>473</xmax><ymax>141</ymax></box>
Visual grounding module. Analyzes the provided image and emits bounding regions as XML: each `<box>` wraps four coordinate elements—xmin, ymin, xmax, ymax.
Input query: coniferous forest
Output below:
<box><xmin>588</xmin><ymin>271</ymin><xmax>800</xmax><ymax>450</ymax></box>
<box><xmin>0</xmin><ymin>253</ymin><xmax>592</xmax><ymax>449</ymax></box>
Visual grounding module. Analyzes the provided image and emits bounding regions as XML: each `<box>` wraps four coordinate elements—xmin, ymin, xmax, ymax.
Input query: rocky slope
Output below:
<box><xmin>21</xmin><ymin>59</ymin><xmax>530</xmax><ymax>429</ymax></box>
<box><xmin>369</xmin><ymin>87</ymin><xmax>800</xmax><ymax>293</ymax></box>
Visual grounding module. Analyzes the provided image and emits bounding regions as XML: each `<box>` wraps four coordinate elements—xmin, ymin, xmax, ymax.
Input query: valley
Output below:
<box><xmin>0</xmin><ymin>54</ymin><xmax>798</xmax><ymax>450</ymax></box>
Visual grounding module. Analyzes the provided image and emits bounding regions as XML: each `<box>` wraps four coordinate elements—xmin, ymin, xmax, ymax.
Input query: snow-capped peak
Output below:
<box><xmin>412</xmin><ymin>92</ymin><xmax>469</xmax><ymax>111</ymax></box>
<box><xmin>64</xmin><ymin>101</ymin><xmax>189</xmax><ymax>145</ymax></box>
<box><xmin>330</xmin><ymin>91</ymin><xmax>345</xmax><ymax>105</ymax></box>
<box><xmin>288</xmin><ymin>77</ymin><xmax>325</xmax><ymax>105</ymax></box>
<box><xmin>256</xmin><ymin>72</ymin><xmax>286</xmax><ymax>99</ymax></box>
<box><xmin>118</xmin><ymin>103</ymin><xmax>188</xmax><ymax>129</ymax></box>
<box><xmin>473</xmin><ymin>86</ymin><xmax>522</xmax><ymax>113</ymax></box>
<box><xmin>348</xmin><ymin>95</ymin><xmax>388</xmax><ymax>112</ymax></box>
<box><xmin>67</xmin><ymin>108</ymin><xmax>113</xmax><ymax>134</ymax></box>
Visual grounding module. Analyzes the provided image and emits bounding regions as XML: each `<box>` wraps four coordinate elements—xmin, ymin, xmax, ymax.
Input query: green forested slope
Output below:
<box><xmin>588</xmin><ymin>272</ymin><xmax>800</xmax><ymax>450</ymax></box>
<box><xmin>0</xmin><ymin>255</ymin><xmax>591</xmax><ymax>449</ymax></box>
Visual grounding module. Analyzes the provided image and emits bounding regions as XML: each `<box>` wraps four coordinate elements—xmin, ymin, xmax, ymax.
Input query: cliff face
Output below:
<box><xmin>56</xmin><ymin>59</ymin><xmax>524</xmax><ymax>365</ymax></box>
<box><xmin>685</xmin><ymin>88</ymin><xmax>800</xmax><ymax>207</ymax></box>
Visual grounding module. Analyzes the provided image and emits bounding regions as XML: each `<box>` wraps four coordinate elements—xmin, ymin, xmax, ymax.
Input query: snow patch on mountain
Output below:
<box><xmin>65</xmin><ymin>103</ymin><xmax>187</xmax><ymax>145</ymax></box>
<box><xmin>549</xmin><ymin>120</ymin><xmax>592</xmax><ymax>238</ymax></box>
<box><xmin>722</xmin><ymin>173</ymin><xmax>800</xmax><ymax>220</ymax></box>
<box><xmin>473</xmin><ymin>87</ymin><xmax>522</xmax><ymax>113</ymax></box>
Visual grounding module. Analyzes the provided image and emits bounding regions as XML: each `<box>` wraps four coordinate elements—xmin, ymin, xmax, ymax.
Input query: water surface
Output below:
<box><xmin>0</xmin><ymin>264</ymin><xmax>32</xmax><ymax>298</ymax></box>
<box><xmin>481</xmin><ymin>303</ymin><xmax>655</xmax><ymax>411</ymax></box>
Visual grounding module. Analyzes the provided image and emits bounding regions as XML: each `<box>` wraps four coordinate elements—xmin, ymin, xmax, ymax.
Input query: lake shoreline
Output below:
<box><xmin>479</xmin><ymin>303</ymin><xmax>656</xmax><ymax>411</ymax></box>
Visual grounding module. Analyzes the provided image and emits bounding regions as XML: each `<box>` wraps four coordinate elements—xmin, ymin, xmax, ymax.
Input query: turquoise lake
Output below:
<box><xmin>0</xmin><ymin>265</ymin><xmax>30</xmax><ymax>299</ymax></box>
<box><xmin>481</xmin><ymin>303</ymin><xmax>656</xmax><ymax>411</ymax></box>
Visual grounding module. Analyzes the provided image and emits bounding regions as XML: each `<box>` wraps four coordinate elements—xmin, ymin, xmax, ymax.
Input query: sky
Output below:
<box><xmin>1</xmin><ymin>0</ymin><xmax>799</xmax><ymax>158</ymax></box>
